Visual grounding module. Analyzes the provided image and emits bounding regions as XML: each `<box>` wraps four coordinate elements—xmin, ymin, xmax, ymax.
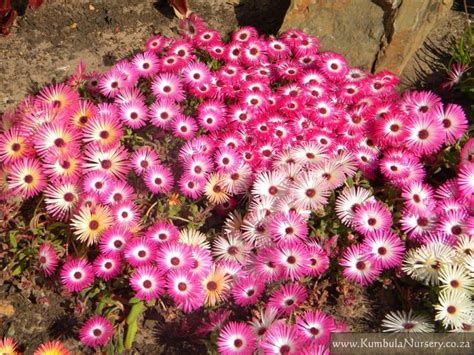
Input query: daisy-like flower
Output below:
<box><xmin>82</xmin><ymin>114</ymin><xmax>123</xmax><ymax>148</ymax></box>
<box><xmin>231</xmin><ymin>275</ymin><xmax>265</xmax><ymax>306</ymax></box>
<box><xmin>306</xmin><ymin>243</ymin><xmax>330</xmax><ymax>277</ymax></box>
<box><xmin>99</xmin><ymin>70</ymin><xmax>125</xmax><ymax>98</ymax></box>
<box><xmin>335</xmin><ymin>187</ymin><xmax>373</xmax><ymax>227</ymax></box>
<box><xmin>434</xmin><ymin>103</ymin><xmax>468</xmax><ymax>144</ymax></box>
<box><xmin>131</xmin><ymin>50</ymin><xmax>159</xmax><ymax>78</ymax></box>
<box><xmin>404</xmin><ymin>114</ymin><xmax>444</xmax><ymax>156</ymax></box>
<box><xmin>34</xmin><ymin>340</ymin><xmax>70</xmax><ymax>355</ymax></box>
<box><xmin>34</xmin><ymin>122</ymin><xmax>80</xmax><ymax>159</ymax></box>
<box><xmin>152</xmin><ymin>73</ymin><xmax>185</xmax><ymax>101</ymax></box>
<box><xmin>381</xmin><ymin>310</ymin><xmax>434</xmax><ymax>333</ymax></box>
<box><xmin>293</xmin><ymin>142</ymin><xmax>328</xmax><ymax>167</ymax></box>
<box><xmin>217</xmin><ymin>322</ymin><xmax>257</xmax><ymax>355</ymax></box>
<box><xmin>437</xmin><ymin>210</ymin><xmax>468</xmax><ymax>238</ymax></box>
<box><xmin>118</xmin><ymin>99</ymin><xmax>148</xmax><ymax>129</ymax></box>
<box><xmin>7</xmin><ymin>158</ymin><xmax>46</xmax><ymax>198</ymax></box>
<box><xmin>222</xmin><ymin>163</ymin><xmax>253</xmax><ymax>195</ymax></box>
<box><xmin>260</xmin><ymin>323</ymin><xmax>304</xmax><ymax>355</ymax></box>
<box><xmin>435</xmin><ymin>289</ymin><xmax>474</xmax><ymax>330</ymax></box>
<box><xmin>156</xmin><ymin>242</ymin><xmax>193</xmax><ymax>271</ymax></box>
<box><xmin>144</xmin><ymin>165</ymin><xmax>174</xmax><ymax>194</ymax></box>
<box><xmin>44</xmin><ymin>183</ymin><xmax>80</xmax><ymax>221</ymax></box>
<box><xmin>273</xmin><ymin>244</ymin><xmax>309</xmax><ymax>281</ymax></box>
<box><xmin>36</xmin><ymin>83</ymin><xmax>78</xmax><ymax>113</ymax></box>
<box><xmin>0</xmin><ymin>337</ymin><xmax>18</xmax><ymax>355</ymax></box>
<box><xmin>93</xmin><ymin>254</ymin><xmax>121</xmax><ymax>281</ymax></box>
<box><xmin>172</xmin><ymin>115</ymin><xmax>198</xmax><ymax>140</ymax></box>
<box><xmin>268</xmin><ymin>282</ymin><xmax>307</xmax><ymax>316</ymax></box>
<box><xmin>182</xmin><ymin>61</ymin><xmax>212</xmax><ymax>87</ymax></box>
<box><xmin>166</xmin><ymin>269</ymin><xmax>204</xmax><ymax>313</ymax></box>
<box><xmin>269</xmin><ymin>212</ymin><xmax>308</xmax><ymax>246</ymax></box>
<box><xmin>319</xmin><ymin>52</ymin><xmax>348</xmax><ymax>80</ymax></box>
<box><xmin>38</xmin><ymin>243</ymin><xmax>58</xmax><ymax>277</ymax></box>
<box><xmin>340</xmin><ymin>244</ymin><xmax>381</xmax><ymax>286</ymax></box>
<box><xmin>124</xmin><ymin>237</ymin><xmax>158</xmax><ymax>267</ymax></box>
<box><xmin>150</xmin><ymin>99</ymin><xmax>180</xmax><ymax>129</ymax></box>
<box><xmin>179</xmin><ymin>173</ymin><xmax>205</xmax><ymax>199</ymax></box>
<box><xmin>130</xmin><ymin>146</ymin><xmax>160</xmax><ymax>176</ymax></box>
<box><xmin>202</xmin><ymin>266</ymin><xmax>232</xmax><ymax>306</ymax></box>
<box><xmin>43</xmin><ymin>153</ymin><xmax>82</xmax><ymax>184</ymax></box>
<box><xmin>83</xmin><ymin>171</ymin><xmax>111</xmax><ymax>197</ymax></box>
<box><xmin>79</xmin><ymin>315</ymin><xmax>113</xmax><ymax>348</ymax></box>
<box><xmin>296</xmin><ymin>310</ymin><xmax>335</xmax><ymax>345</ymax></box>
<box><xmin>441</xmin><ymin>62</ymin><xmax>470</xmax><ymax>90</ymax></box>
<box><xmin>402</xmin><ymin>242</ymin><xmax>455</xmax><ymax>286</ymax></box>
<box><xmin>252</xmin><ymin>170</ymin><xmax>288</xmax><ymax>199</ymax></box>
<box><xmin>289</xmin><ymin>171</ymin><xmax>331</xmax><ymax>211</ymax></box>
<box><xmin>101</xmin><ymin>180</ymin><xmax>135</xmax><ymax>205</ymax></box>
<box><xmin>205</xmin><ymin>172</ymin><xmax>230</xmax><ymax>205</ymax></box>
<box><xmin>438</xmin><ymin>264</ymin><xmax>474</xmax><ymax>294</ymax></box>
<box><xmin>111</xmin><ymin>201</ymin><xmax>140</xmax><ymax>229</ymax></box>
<box><xmin>401</xmin><ymin>181</ymin><xmax>435</xmax><ymax>212</ymax></box>
<box><xmin>71</xmin><ymin>205</ymin><xmax>113</xmax><ymax>246</ymax></box>
<box><xmin>212</xmin><ymin>234</ymin><xmax>251</xmax><ymax>264</ymax></box>
<box><xmin>145</xmin><ymin>221</ymin><xmax>179</xmax><ymax>245</ymax></box>
<box><xmin>0</xmin><ymin>128</ymin><xmax>31</xmax><ymax>164</ymax></box>
<box><xmin>362</xmin><ymin>230</ymin><xmax>405</xmax><ymax>269</ymax></box>
<box><xmin>214</xmin><ymin>147</ymin><xmax>241</xmax><ymax>173</ymax></box>
<box><xmin>352</xmin><ymin>200</ymin><xmax>392</xmax><ymax>236</ymax></box>
<box><xmin>60</xmin><ymin>258</ymin><xmax>94</xmax><ymax>293</ymax></box>
<box><xmin>99</xmin><ymin>227</ymin><xmax>131</xmax><ymax>255</ymax></box>
<box><xmin>129</xmin><ymin>265</ymin><xmax>165</xmax><ymax>301</ymax></box>
<box><xmin>82</xmin><ymin>144</ymin><xmax>130</xmax><ymax>180</ymax></box>
<box><xmin>404</xmin><ymin>91</ymin><xmax>443</xmax><ymax>117</ymax></box>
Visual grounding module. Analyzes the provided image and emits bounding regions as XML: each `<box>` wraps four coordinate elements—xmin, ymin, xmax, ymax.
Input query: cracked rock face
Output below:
<box><xmin>280</xmin><ymin>0</ymin><xmax>453</xmax><ymax>74</ymax></box>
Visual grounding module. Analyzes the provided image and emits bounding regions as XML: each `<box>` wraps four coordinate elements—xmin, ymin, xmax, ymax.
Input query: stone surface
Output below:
<box><xmin>280</xmin><ymin>0</ymin><xmax>454</xmax><ymax>74</ymax></box>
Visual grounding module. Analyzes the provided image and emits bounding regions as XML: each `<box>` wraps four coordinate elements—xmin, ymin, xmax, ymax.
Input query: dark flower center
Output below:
<box><xmin>207</xmin><ymin>281</ymin><xmax>217</xmax><ymax>291</ymax></box>
<box><xmin>101</xmin><ymin>160</ymin><xmax>112</xmax><ymax>169</ymax></box>
<box><xmin>24</xmin><ymin>175</ymin><xmax>34</xmax><ymax>184</ymax></box>
<box><xmin>143</xmin><ymin>280</ymin><xmax>152</xmax><ymax>289</ymax></box>
<box><xmin>89</xmin><ymin>220</ymin><xmax>99</xmax><ymax>230</ymax></box>
<box><xmin>418</xmin><ymin>129</ymin><xmax>429</xmax><ymax>140</ymax></box>
<box><xmin>64</xmin><ymin>192</ymin><xmax>75</xmax><ymax>202</ymax></box>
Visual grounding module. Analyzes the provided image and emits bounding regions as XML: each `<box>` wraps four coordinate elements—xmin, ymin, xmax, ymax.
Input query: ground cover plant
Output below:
<box><xmin>0</xmin><ymin>12</ymin><xmax>473</xmax><ymax>354</ymax></box>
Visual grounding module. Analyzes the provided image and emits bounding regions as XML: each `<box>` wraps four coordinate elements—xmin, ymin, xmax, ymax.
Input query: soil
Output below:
<box><xmin>0</xmin><ymin>0</ymin><xmax>472</xmax><ymax>353</ymax></box>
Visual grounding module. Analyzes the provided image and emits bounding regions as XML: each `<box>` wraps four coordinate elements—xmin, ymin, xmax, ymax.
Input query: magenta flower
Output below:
<box><xmin>38</xmin><ymin>243</ymin><xmax>58</xmax><ymax>277</ymax></box>
<box><xmin>79</xmin><ymin>315</ymin><xmax>113</xmax><ymax>348</ymax></box>
<box><xmin>60</xmin><ymin>257</ymin><xmax>94</xmax><ymax>293</ymax></box>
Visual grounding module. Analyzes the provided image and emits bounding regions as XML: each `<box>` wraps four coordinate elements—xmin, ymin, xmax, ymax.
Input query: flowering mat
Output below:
<box><xmin>0</xmin><ymin>13</ymin><xmax>473</xmax><ymax>355</ymax></box>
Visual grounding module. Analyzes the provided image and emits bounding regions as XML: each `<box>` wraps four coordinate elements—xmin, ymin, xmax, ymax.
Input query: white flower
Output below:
<box><xmin>382</xmin><ymin>310</ymin><xmax>434</xmax><ymax>333</ymax></box>
<box><xmin>435</xmin><ymin>289</ymin><xmax>474</xmax><ymax>330</ymax></box>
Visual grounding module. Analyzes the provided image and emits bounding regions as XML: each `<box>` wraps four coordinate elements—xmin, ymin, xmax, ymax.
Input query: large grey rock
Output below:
<box><xmin>280</xmin><ymin>0</ymin><xmax>454</xmax><ymax>74</ymax></box>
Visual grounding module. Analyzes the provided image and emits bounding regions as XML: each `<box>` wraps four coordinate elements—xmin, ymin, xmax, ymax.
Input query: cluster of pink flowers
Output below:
<box><xmin>1</xmin><ymin>13</ymin><xmax>472</xmax><ymax>352</ymax></box>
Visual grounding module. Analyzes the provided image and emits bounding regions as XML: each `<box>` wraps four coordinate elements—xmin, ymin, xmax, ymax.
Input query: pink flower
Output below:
<box><xmin>38</xmin><ymin>243</ymin><xmax>58</xmax><ymax>277</ymax></box>
<box><xmin>60</xmin><ymin>258</ymin><xmax>94</xmax><ymax>293</ymax></box>
<box><xmin>79</xmin><ymin>315</ymin><xmax>113</xmax><ymax>348</ymax></box>
<box><xmin>129</xmin><ymin>265</ymin><xmax>165</xmax><ymax>301</ymax></box>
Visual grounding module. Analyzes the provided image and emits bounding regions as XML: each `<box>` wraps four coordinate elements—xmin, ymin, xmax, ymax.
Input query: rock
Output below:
<box><xmin>280</xmin><ymin>0</ymin><xmax>454</xmax><ymax>75</ymax></box>
<box><xmin>0</xmin><ymin>299</ymin><xmax>15</xmax><ymax>317</ymax></box>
